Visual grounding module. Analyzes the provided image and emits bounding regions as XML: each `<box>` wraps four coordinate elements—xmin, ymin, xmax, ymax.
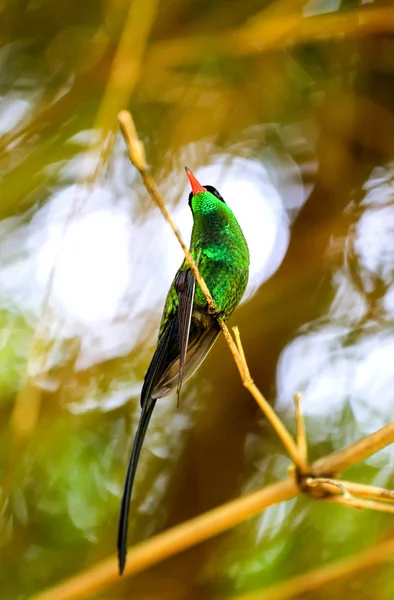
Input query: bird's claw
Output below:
<box><xmin>208</xmin><ymin>305</ymin><xmax>223</xmax><ymax>319</ymax></box>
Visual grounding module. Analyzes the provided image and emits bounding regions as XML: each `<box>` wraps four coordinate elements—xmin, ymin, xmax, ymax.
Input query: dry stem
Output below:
<box><xmin>311</xmin><ymin>420</ymin><xmax>394</xmax><ymax>476</ymax></box>
<box><xmin>232</xmin><ymin>326</ymin><xmax>248</xmax><ymax>379</ymax></box>
<box><xmin>305</xmin><ymin>477</ymin><xmax>394</xmax><ymax>505</ymax></box>
<box><xmin>306</xmin><ymin>477</ymin><xmax>353</xmax><ymax>500</ymax></box>
<box><xmin>340</xmin><ymin>479</ymin><xmax>394</xmax><ymax>503</ymax></box>
<box><xmin>293</xmin><ymin>392</ymin><xmax>308</xmax><ymax>472</ymax></box>
<box><xmin>329</xmin><ymin>495</ymin><xmax>394</xmax><ymax>515</ymax></box>
<box><xmin>305</xmin><ymin>477</ymin><xmax>394</xmax><ymax>514</ymax></box>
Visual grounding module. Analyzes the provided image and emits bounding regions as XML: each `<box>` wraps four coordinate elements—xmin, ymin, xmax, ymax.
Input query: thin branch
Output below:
<box><xmin>305</xmin><ymin>477</ymin><xmax>352</xmax><ymax>500</ymax></box>
<box><xmin>217</xmin><ymin>318</ymin><xmax>249</xmax><ymax>384</ymax></box>
<box><xmin>233</xmin><ymin>536</ymin><xmax>394</xmax><ymax>600</ymax></box>
<box><xmin>246</xmin><ymin>381</ymin><xmax>300</xmax><ymax>467</ymax></box>
<box><xmin>231</xmin><ymin>325</ymin><xmax>301</xmax><ymax>467</ymax></box>
<box><xmin>305</xmin><ymin>477</ymin><xmax>394</xmax><ymax>506</ymax></box>
<box><xmin>328</xmin><ymin>495</ymin><xmax>394</xmax><ymax>515</ymax></box>
<box><xmin>293</xmin><ymin>392</ymin><xmax>308</xmax><ymax>473</ymax></box>
<box><xmin>232</xmin><ymin>326</ymin><xmax>247</xmax><ymax>379</ymax></box>
<box><xmin>312</xmin><ymin>420</ymin><xmax>394</xmax><ymax>476</ymax></box>
<box><xmin>117</xmin><ymin>110</ymin><xmax>302</xmax><ymax>469</ymax></box>
<box><xmin>340</xmin><ymin>479</ymin><xmax>394</xmax><ymax>503</ymax></box>
<box><xmin>306</xmin><ymin>477</ymin><xmax>394</xmax><ymax>513</ymax></box>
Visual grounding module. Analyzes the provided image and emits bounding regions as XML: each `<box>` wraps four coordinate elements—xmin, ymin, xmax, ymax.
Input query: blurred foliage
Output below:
<box><xmin>1</xmin><ymin>0</ymin><xmax>394</xmax><ymax>599</ymax></box>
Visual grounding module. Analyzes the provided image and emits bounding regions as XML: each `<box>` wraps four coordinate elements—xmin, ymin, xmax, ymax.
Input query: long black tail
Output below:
<box><xmin>117</xmin><ymin>317</ymin><xmax>178</xmax><ymax>575</ymax></box>
<box><xmin>117</xmin><ymin>396</ymin><xmax>156</xmax><ymax>574</ymax></box>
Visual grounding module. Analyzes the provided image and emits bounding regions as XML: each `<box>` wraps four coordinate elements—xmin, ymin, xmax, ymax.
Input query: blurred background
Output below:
<box><xmin>1</xmin><ymin>0</ymin><xmax>394</xmax><ymax>598</ymax></box>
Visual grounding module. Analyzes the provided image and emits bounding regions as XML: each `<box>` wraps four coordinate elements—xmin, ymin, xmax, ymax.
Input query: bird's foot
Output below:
<box><xmin>208</xmin><ymin>305</ymin><xmax>223</xmax><ymax>320</ymax></box>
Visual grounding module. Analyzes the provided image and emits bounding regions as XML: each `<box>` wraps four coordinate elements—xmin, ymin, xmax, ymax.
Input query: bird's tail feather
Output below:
<box><xmin>117</xmin><ymin>317</ymin><xmax>178</xmax><ymax>574</ymax></box>
<box><xmin>117</xmin><ymin>396</ymin><xmax>156</xmax><ymax>575</ymax></box>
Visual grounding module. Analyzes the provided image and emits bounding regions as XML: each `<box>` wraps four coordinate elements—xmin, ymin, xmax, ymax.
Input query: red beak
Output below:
<box><xmin>185</xmin><ymin>167</ymin><xmax>206</xmax><ymax>195</ymax></box>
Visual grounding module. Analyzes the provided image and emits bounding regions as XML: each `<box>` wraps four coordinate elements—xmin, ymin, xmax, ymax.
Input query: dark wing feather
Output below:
<box><xmin>175</xmin><ymin>269</ymin><xmax>196</xmax><ymax>401</ymax></box>
<box><xmin>153</xmin><ymin>322</ymin><xmax>221</xmax><ymax>399</ymax></box>
<box><xmin>117</xmin><ymin>317</ymin><xmax>177</xmax><ymax>575</ymax></box>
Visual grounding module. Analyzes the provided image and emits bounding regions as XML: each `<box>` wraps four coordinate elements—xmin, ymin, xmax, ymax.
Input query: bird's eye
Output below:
<box><xmin>204</xmin><ymin>185</ymin><xmax>226</xmax><ymax>204</ymax></box>
<box><xmin>188</xmin><ymin>185</ymin><xmax>226</xmax><ymax>207</ymax></box>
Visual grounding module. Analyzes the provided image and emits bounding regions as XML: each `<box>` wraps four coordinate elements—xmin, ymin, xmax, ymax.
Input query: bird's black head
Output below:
<box><xmin>185</xmin><ymin>167</ymin><xmax>227</xmax><ymax>208</ymax></box>
<box><xmin>185</xmin><ymin>167</ymin><xmax>226</xmax><ymax>208</ymax></box>
<box><xmin>188</xmin><ymin>185</ymin><xmax>226</xmax><ymax>207</ymax></box>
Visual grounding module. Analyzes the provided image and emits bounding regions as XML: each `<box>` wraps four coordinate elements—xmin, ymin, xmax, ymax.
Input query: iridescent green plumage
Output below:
<box><xmin>161</xmin><ymin>188</ymin><xmax>249</xmax><ymax>331</ymax></box>
<box><xmin>118</xmin><ymin>169</ymin><xmax>250</xmax><ymax>574</ymax></box>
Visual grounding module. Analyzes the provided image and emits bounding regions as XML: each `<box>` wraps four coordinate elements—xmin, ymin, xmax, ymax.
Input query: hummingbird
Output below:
<box><xmin>117</xmin><ymin>167</ymin><xmax>250</xmax><ymax>574</ymax></box>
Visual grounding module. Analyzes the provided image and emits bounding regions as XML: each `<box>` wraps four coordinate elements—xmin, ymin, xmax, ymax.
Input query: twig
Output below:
<box><xmin>340</xmin><ymin>480</ymin><xmax>394</xmax><ymax>503</ymax></box>
<box><xmin>305</xmin><ymin>477</ymin><xmax>352</xmax><ymax>500</ymax></box>
<box><xmin>293</xmin><ymin>392</ymin><xmax>308</xmax><ymax>473</ymax></box>
<box><xmin>232</xmin><ymin>326</ymin><xmax>247</xmax><ymax>379</ymax></box>
<box><xmin>328</xmin><ymin>495</ymin><xmax>394</xmax><ymax>515</ymax></box>
<box><xmin>308</xmin><ymin>477</ymin><xmax>394</xmax><ymax>515</ymax></box>
<box><xmin>246</xmin><ymin>382</ymin><xmax>300</xmax><ymax>467</ymax></box>
<box><xmin>305</xmin><ymin>477</ymin><xmax>394</xmax><ymax>505</ymax></box>
<box><xmin>217</xmin><ymin>318</ymin><xmax>249</xmax><ymax>385</ymax></box>
<box><xmin>312</xmin><ymin>420</ymin><xmax>394</xmax><ymax>476</ymax></box>
<box><xmin>232</xmin><ymin>535</ymin><xmax>394</xmax><ymax>600</ymax></box>
<box><xmin>231</xmin><ymin>326</ymin><xmax>301</xmax><ymax>467</ymax></box>
<box><xmin>117</xmin><ymin>110</ymin><xmax>302</xmax><ymax>469</ymax></box>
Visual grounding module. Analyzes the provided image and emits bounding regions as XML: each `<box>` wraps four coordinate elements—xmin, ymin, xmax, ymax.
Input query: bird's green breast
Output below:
<box><xmin>191</xmin><ymin>194</ymin><xmax>249</xmax><ymax>320</ymax></box>
<box><xmin>159</xmin><ymin>191</ymin><xmax>249</xmax><ymax>337</ymax></box>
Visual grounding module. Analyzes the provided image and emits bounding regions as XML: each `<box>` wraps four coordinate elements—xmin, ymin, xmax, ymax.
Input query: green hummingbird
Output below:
<box><xmin>117</xmin><ymin>167</ymin><xmax>250</xmax><ymax>574</ymax></box>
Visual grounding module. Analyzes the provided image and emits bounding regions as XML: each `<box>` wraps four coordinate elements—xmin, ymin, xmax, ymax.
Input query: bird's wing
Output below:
<box><xmin>152</xmin><ymin>322</ymin><xmax>221</xmax><ymax>399</ymax></box>
<box><xmin>175</xmin><ymin>268</ymin><xmax>196</xmax><ymax>401</ymax></box>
